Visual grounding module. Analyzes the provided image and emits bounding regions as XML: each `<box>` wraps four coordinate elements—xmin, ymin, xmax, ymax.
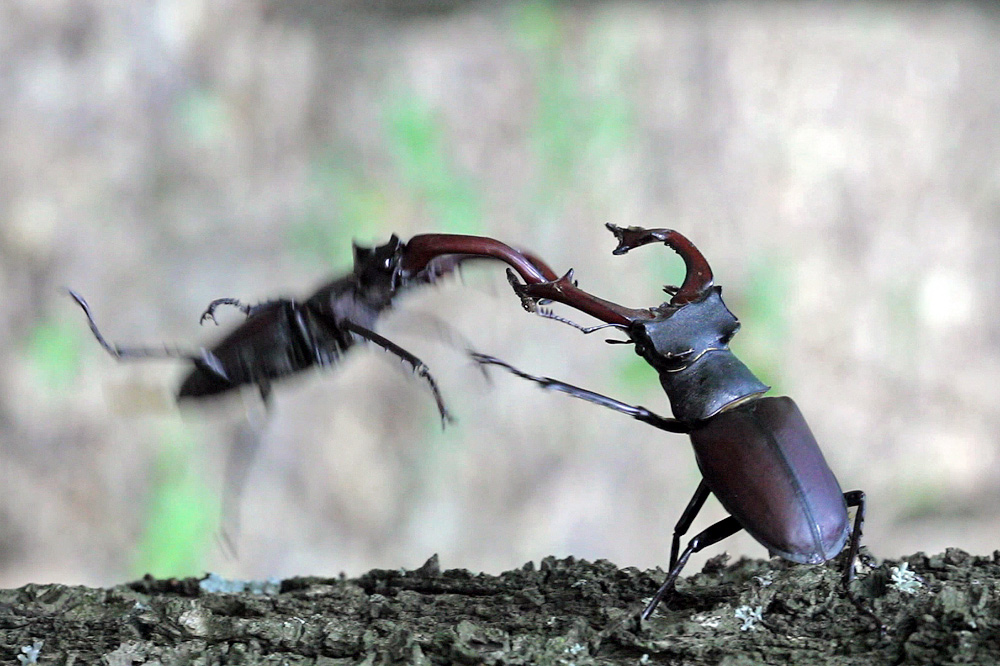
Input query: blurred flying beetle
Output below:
<box><xmin>468</xmin><ymin>224</ymin><xmax>875</xmax><ymax>625</ymax></box>
<box><xmin>69</xmin><ymin>232</ymin><xmax>560</xmax><ymax>547</ymax></box>
<box><xmin>71</xmin><ymin>233</ymin><xmax>562</xmax><ymax>416</ymax></box>
<box><xmin>69</xmin><ymin>234</ymin><xmax>508</xmax><ymax>420</ymax></box>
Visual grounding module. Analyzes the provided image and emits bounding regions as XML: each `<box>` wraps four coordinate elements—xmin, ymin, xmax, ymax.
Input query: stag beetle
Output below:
<box><xmin>464</xmin><ymin>224</ymin><xmax>873</xmax><ymax>624</ymax></box>
<box><xmin>71</xmin><ymin>233</ymin><xmax>561</xmax><ymax>417</ymax></box>
<box><xmin>71</xmin><ymin>235</ymin><xmax>487</xmax><ymax>421</ymax></box>
<box><xmin>70</xmin><ymin>232</ymin><xmax>560</xmax><ymax>547</ymax></box>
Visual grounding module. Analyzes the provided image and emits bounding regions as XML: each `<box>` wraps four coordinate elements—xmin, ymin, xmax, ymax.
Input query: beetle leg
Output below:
<box><xmin>217</xmin><ymin>420</ymin><xmax>261</xmax><ymax>557</ymax></box>
<box><xmin>339</xmin><ymin>320</ymin><xmax>453</xmax><ymax>428</ymax></box>
<box><xmin>669</xmin><ymin>480</ymin><xmax>711</xmax><ymax>569</ymax></box>
<box><xmin>68</xmin><ymin>290</ymin><xmax>231</xmax><ymax>377</ymax></box>
<box><xmin>199</xmin><ymin>297</ymin><xmax>287</xmax><ymax>326</ymax></box>
<box><xmin>470</xmin><ymin>352</ymin><xmax>689</xmax><ymax>434</ymax></box>
<box><xmin>840</xmin><ymin>490</ymin><xmax>886</xmax><ymax>633</ymax></box>
<box><xmin>199</xmin><ymin>298</ymin><xmax>253</xmax><ymax>325</ymax></box>
<box><xmin>841</xmin><ymin>490</ymin><xmax>866</xmax><ymax>585</ymax></box>
<box><xmin>642</xmin><ymin>515</ymin><xmax>744</xmax><ymax>619</ymax></box>
<box><xmin>217</xmin><ymin>382</ymin><xmax>274</xmax><ymax>559</ymax></box>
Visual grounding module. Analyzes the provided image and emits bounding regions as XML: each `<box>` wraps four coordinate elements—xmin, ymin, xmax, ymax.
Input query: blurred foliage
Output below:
<box><xmin>886</xmin><ymin>280</ymin><xmax>920</xmax><ymax>362</ymax></box>
<box><xmin>291</xmin><ymin>86</ymin><xmax>487</xmax><ymax>265</ymax></box>
<box><xmin>26</xmin><ymin>316</ymin><xmax>82</xmax><ymax>393</ymax></box>
<box><xmin>513</xmin><ymin>1</ymin><xmax>635</xmax><ymax>219</ymax></box>
<box><xmin>176</xmin><ymin>88</ymin><xmax>231</xmax><ymax>146</ymax></box>
<box><xmin>729</xmin><ymin>258</ymin><xmax>789</xmax><ymax>395</ymax></box>
<box><xmin>132</xmin><ymin>422</ymin><xmax>215</xmax><ymax>579</ymax></box>
<box><xmin>384</xmin><ymin>91</ymin><xmax>483</xmax><ymax>235</ymax></box>
<box><xmin>291</xmin><ymin>153</ymin><xmax>389</xmax><ymax>267</ymax></box>
<box><xmin>512</xmin><ymin>1</ymin><xmax>653</xmax><ymax>397</ymax></box>
<box><xmin>895</xmin><ymin>480</ymin><xmax>947</xmax><ymax>521</ymax></box>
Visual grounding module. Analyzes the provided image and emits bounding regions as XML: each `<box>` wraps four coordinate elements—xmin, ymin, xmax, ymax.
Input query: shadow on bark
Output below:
<box><xmin>3</xmin><ymin>549</ymin><xmax>998</xmax><ymax>664</ymax></box>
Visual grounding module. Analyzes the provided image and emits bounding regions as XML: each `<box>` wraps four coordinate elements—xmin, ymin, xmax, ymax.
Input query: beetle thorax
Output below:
<box><xmin>632</xmin><ymin>289</ymin><xmax>768</xmax><ymax>422</ymax></box>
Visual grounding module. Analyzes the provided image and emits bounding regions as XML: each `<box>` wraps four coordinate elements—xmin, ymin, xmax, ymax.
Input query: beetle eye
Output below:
<box><xmin>719</xmin><ymin>320</ymin><xmax>741</xmax><ymax>346</ymax></box>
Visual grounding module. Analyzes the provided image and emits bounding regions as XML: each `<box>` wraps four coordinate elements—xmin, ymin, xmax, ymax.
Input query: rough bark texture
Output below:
<box><xmin>3</xmin><ymin>550</ymin><xmax>998</xmax><ymax>665</ymax></box>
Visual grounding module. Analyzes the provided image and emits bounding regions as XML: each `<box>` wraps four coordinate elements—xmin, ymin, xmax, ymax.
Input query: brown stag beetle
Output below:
<box><xmin>69</xmin><ymin>234</ymin><xmax>549</xmax><ymax>422</ymax></box>
<box><xmin>466</xmin><ymin>224</ymin><xmax>878</xmax><ymax>627</ymax></box>
<box><xmin>69</xmin><ymin>232</ymin><xmax>560</xmax><ymax>549</ymax></box>
<box><xmin>70</xmin><ymin>233</ymin><xmax>562</xmax><ymax>418</ymax></box>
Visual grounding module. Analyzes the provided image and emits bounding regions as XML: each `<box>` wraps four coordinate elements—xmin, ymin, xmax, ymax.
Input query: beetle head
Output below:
<box><xmin>502</xmin><ymin>226</ymin><xmax>770</xmax><ymax>420</ymax></box>
<box><xmin>630</xmin><ymin>289</ymin><xmax>740</xmax><ymax>373</ymax></box>
<box><xmin>352</xmin><ymin>234</ymin><xmax>404</xmax><ymax>305</ymax></box>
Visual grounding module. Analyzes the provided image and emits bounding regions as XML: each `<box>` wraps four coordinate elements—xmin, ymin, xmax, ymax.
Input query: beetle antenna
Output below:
<box><xmin>533</xmin><ymin>306</ymin><xmax>625</xmax><ymax>335</ymax></box>
<box><xmin>532</xmin><ymin>305</ymin><xmax>632</xmax><ymax>343</ymax></box>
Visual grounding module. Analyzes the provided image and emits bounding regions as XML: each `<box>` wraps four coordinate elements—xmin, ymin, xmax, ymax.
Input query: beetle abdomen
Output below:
<box><xmin>177</xmin><ymin>302</ymin><xmax>346</xmax><ymax>399</ymax></box>
<box><xmin>689</xmin><ymin>396</ymin><xmax>849</xmax><ymax>563</ymax></box>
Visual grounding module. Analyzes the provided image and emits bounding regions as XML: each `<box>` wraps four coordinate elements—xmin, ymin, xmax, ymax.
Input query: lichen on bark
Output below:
<box><xmin>2</xmin><ymin>549</ymin><xmax>999</xmax><ymax>665</ymax></box>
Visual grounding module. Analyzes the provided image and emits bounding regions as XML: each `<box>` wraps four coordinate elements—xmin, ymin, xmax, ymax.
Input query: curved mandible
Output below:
<box><xmin>401</xmin><ymin>233</ymin><xmax>650</xmax><ymax>326</ymax></box>
<box><xmin>402</xmin><ymin>234</ymin><xmax>556</xmax><ymax>284</ymax></box>
<box><xmin>605</xmin><ymin>224</ymin><xmax>714</xmax><ymax>306</ymax></box>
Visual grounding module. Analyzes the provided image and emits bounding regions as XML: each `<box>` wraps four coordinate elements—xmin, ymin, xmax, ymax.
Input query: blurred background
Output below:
<box><xmin>2</xmin><ymin>1</ymin><xmax>1000</xmax><ymax>588</ymax></box>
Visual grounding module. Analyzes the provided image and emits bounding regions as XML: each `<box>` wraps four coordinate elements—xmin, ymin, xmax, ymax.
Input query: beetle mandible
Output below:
<box><xmin>469</xmin><ymin>224</ymin><xmax>872</xmax><ymax>623</ymax></box>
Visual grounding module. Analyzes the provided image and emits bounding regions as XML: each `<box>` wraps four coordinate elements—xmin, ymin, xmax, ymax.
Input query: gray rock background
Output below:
<box><xmin>2</xmin><ymin>1</ymin><xmax>999</xmax><ymax>588</ymax></box>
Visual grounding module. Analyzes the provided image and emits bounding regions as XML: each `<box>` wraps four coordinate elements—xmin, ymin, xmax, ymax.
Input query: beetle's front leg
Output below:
<box><xmin>339</xmin><ymin>320</ymin><xmax>453</xmax><ymax>428</ymax></box>
<box><xmin>199</xmin><ymin>298</ymin><xmax>253</xmax><ymax>325</ymax></box>
<box><xmin>470</xmin><ymin>352</ymin><xmax>689</xmax><ymax>434</ymax></box>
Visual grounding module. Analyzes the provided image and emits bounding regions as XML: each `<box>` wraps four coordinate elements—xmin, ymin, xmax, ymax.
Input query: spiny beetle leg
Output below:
<box><xmin>469</xmin><ymin>352</ymin><xmax>689</xmax><ymax>434</ymax></box>
<box><xmin>199</xmin><ymin>298</ymin><xmax>253</xmax><ymax>325</ymax></box>
<box><xmin>841</xmin><ymin>490</ymin><xmax>866</xmax><ymax>586</ymax></box>
<box><xmin>670</xmin><ymin>480</ymin><xmax>711</xmax><ymax>569</ymax></box>
<box><xmin>642</xmin><ymin>514</ymin><xmax>744</xmax><ymax>619</ymax></box>
<box><xmin>68</xmin><ymin>289</ymin><xmax>228</xmax><ymax>377</ymax></box>
<box><xmin>340</xmin><ymin>320</ymin><xmax>453</xmax><ymax>428</ymax></box>
<box><xmin>218</xmin><ymin>416</ymin><xmax>268</xmax><ymax>559</ymax></box>
<box><xmin>841</xmin><ymin>490</ymin><xmax>886</xmax><ymax>634</ymax></box>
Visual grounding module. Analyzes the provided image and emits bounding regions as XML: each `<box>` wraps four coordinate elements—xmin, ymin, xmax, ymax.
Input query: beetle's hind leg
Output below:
<box><xmin>69</xmin><ymin>289</ymin><xmax>236</xmax><ymax>396</ymax></box>
<box><xmin>69</xmin><ymin>289</ymin><xmax>213</xmax><ymax>363</ymax></box>
<box><xmin>841</xmin><ymin>490</ymin><xmax>886</xmax><ymax>634</ymax></box>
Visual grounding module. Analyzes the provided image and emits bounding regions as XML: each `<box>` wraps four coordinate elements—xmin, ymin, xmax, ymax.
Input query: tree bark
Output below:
<box><xmin>2</xmin><ymin>549</ymin><xmax>997</xmax><ymax>665</ymax></box>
